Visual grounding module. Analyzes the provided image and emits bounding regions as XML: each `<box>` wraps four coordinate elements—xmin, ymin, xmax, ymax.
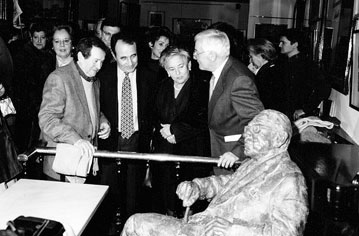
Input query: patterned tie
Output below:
<box><xmin>121</xmin><ymin>72</ymin><xmax>134</xmax><ymax>139</ymax></box>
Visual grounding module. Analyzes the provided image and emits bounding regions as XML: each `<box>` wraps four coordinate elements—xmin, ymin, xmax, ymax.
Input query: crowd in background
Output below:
<box><xmin>0</xmin><ymin>17</ymin><xmax>331</xmax><ymax>235</ymax></box>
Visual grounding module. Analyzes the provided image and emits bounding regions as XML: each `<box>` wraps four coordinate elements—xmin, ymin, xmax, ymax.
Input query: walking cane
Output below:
<box><xmin>183</xmin><ymin>206</ymin><xmax>190</xmax><ymax>223</ymax></box>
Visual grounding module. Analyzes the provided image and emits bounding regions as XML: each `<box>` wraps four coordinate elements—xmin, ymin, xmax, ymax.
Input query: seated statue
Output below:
<box><xmin>121</xmin><ymin>109</ymin><xmax>309</xmax><ymax>236</ymax></box>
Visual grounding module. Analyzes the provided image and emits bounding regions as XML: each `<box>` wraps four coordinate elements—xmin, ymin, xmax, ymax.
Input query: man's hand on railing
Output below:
<box><xmin>176</xmin><ymin>181</ymin><xmax>200</xmax><ymax>207</ymax></box>
<box><xmin>98</xmin><ymin>122</ymin><xmax>111</xmax><ymax>139</ymax></box>
<box><xmin>74</xmin><ymin>139</ymin><xmax>95</xmax><ymax>160</ymax></box>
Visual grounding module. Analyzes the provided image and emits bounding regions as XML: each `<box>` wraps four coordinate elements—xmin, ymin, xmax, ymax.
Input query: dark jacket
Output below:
<box><xmin>153</xmin><ymin>74</ymin><xmax>210</xmax><ymax>157</ymax></box>
<box><xmin>254</xmin><ymin>61</ymin><xmax>285</xmax><ymax>112</ymax></box>
<box><xmin>13</xmin><ymin>42</ymin><xmax>51</xmax><ymax>118</ymax></box>
<box><xmin>98</xmin><ymin>62</ymin><xmax>156</xmax><ymax>153</ymax></box>
<box><xmin>279</xmin><ymin>53</ymin><xmax>331</xmax><ymax>119</ymax></box>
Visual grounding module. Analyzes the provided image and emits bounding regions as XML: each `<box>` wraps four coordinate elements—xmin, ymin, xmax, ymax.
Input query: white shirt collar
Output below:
<box><xmin>212</xmin><ymin>57</ymin><xmax>229</xmax><ymax>79</ymax></box>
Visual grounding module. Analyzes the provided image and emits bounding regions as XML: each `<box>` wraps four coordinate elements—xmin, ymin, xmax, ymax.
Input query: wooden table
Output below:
<box><xmin>0</xmin><ymin>179</ymin><xmax>108</xmax><ymax>236</ymax></box>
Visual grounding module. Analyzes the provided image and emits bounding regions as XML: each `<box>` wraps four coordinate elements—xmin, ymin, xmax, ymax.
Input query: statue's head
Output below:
<box><xmin>243</xmin><ymin>109</ymin><xmax>292</xmax><ymax>157</ymax></box>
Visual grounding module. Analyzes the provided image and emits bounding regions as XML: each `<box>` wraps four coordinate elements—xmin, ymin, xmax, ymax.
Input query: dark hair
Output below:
<box><xmin>280</xmin><ymin>29</ymin><xmax>305</xmax><ymax>51</ymax></box>
<box><xmin>74</xmin><ymin>37</ymin><xmax>107</xmax><ymax>61</ymax></box>
<box><xmin>146</xmin><ymin>26</ymin><xmax>172</xmax><ymax>45</ymax></box>
<box><xmin>110</xmin><ymin>31</ymin><xmax>137</xmax><ymax>56</ymax></box>
<box><xmin>247</xmin><ymin>38</ymin><xmax>277</xmax><ymax>62</ymax></box>
<box><xmin>30</xmin><ymin>23</ymin><xmax>48</xmax><ymax>37</ymax></box>
<box><xmin>101</xmin><ymin>18</ymin><xmax>121</xmax><ymax>31</ymax></box>
<box><xmin>51</xmin><ymin>24</ymin><xmax>73</xmax><ymax>40</ymax></box>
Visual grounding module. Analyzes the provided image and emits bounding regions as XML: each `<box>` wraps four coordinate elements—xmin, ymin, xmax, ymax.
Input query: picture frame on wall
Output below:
<box><xmin>172</xmin><ymin>18</ymin><xmax>212</xmax><ymax>36</ymax></box>
<box><xmin>148</xmin><ymin>11</ymin><xmax>164</xmax><ymax>27</ymax></box>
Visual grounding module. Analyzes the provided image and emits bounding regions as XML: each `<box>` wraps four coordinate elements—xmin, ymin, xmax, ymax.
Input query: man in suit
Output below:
<box><xmin>193</xmin><ymin>29</ymin><xmax>264</xmax><ymax>174</ymax></box>
<box><xmin>38</xmin><ymin>37</ymin><xmax>111</xmax><ymax>181</ymax></box>
<box><xmin>98</xmin><ymin>31</ymin><xmax>155</xmax><ymax>225</ymax></box>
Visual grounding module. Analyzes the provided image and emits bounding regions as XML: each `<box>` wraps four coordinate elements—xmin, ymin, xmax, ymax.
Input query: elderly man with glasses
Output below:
<box><xmin>193</xmin><ymin>29</ymin><xmax>264</xmax><ymax>175</ymax></box>
<box><xmin>121</xmin><ymin>109</ymin><xmax>309</xmax><ymax>236</ymax></box>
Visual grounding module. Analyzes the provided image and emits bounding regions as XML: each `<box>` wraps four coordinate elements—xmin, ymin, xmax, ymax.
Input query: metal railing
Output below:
<box><xmin>18</xmin><ymin>146</ymin><xmax>220</xmax><ymax>164</ymax></box>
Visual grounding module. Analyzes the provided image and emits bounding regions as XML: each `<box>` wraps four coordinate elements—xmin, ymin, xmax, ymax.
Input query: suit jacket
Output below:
<box><xmin>254</xmin><ymin>61</ymin><xmax>285</xmax><ymax>112</ymax></box>
<box><xmin>98</xmin><ymin>62</ymin><xmax>155</xmax><ymax>153</ymax></box>
<box><xmin>39</xmin><ymin>61</ymin><xmax>108</xmax><ymax>178</ymax></box>
<box><xmin>208</xmin><ymin>57</ymin><xmax>263</xmax><ymax>159</ymax></box>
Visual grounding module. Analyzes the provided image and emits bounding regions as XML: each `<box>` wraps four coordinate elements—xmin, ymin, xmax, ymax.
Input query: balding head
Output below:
<box><xmin>244</xmin><ymin>109</ymin><xmax>292</xmax><ymax>157</ymax></box>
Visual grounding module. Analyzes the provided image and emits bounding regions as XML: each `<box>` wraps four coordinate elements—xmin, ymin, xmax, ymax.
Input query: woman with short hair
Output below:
<box><xmin>247</xmin><ymin>38</ymin><xmax>284</xmax><ymax>111</ymax></box>
<box><xmin>151</xmin><ymin>46</ymin><xmax>211</xmax><ymax>216</ymax></box>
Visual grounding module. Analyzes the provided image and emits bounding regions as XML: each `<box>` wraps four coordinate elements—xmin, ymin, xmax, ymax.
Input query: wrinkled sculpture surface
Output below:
<box><xmin>121</xmin><ymin>109</ymin><xmax>308</xmax><ymax>236</ymax></box>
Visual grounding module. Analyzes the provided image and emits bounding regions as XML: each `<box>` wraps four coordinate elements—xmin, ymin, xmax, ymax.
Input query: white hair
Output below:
<box><xmin>194</xmin><ymin>29</ymin><xmax>230</xmax><ymax>58</ymax></box>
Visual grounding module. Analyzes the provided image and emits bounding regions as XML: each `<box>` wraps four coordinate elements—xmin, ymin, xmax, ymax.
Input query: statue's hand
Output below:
<box><xmin>176</xmin><ymin>181</ymin><xmax>200</xmax><ymax>207</ymax></box>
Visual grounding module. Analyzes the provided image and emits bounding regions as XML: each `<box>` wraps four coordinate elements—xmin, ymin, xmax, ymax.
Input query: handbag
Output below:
<box><xmin>5</xmin><ymin>216</ymin><xmax>65</xmax><ymax>236</ymax></box>
<box><xmin>0</xmin><ymin>97</ymin><xmax>16</xmax><ymax>117</ymax></box>
<box><xmin>0</xmin><ymin>111</ymin><xmax>22</xmax><ymax>183</ymax></box>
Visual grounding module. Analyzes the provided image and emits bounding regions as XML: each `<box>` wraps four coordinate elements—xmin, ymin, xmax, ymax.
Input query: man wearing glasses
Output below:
<box><xmin>193</xmin><ymin>29</ymin><xmax>263</xmax><ymax>175</ymax></box>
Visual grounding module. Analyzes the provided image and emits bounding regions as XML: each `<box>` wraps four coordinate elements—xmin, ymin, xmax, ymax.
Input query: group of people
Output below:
<box><xmin>0</xmin><ymin>18</ymin><xmax>332</xmax><ymax>235</ymax></box>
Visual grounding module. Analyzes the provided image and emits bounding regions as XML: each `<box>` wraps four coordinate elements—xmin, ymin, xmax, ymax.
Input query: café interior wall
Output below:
<box><xmin>138</xmin><ymin>0</ymin><xmax>248</xmax><ymax>30</ymax></box>
<box><xmin>328</xmin><ymin>0</ymin><xmax>359</xmax><ymax>145</ymax></box>
<box><xmin>329</xmin><ymin>90</ymin><xmax>359</xmax><ymax>145</ymax></box>
<box><xmin>247</xmin><ymin>0</ymin><xmax>297</xmax><ymax>39</ymax></box>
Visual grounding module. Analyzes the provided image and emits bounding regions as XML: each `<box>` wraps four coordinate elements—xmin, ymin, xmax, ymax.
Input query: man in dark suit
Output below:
<box><xmin>193</xmin><ymin>29</ymin><xmax>264</xmax><ymax>175</ymax></box>
<box><xmin>98</xmin><ymin>31</ymin><xmax>154</xmax><ymax>226</ymax></box>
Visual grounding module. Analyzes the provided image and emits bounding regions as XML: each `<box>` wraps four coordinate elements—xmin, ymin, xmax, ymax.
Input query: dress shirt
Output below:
<box><xmin>210</xmin><ymin>57</ymin><xmax>229</xmax><ymax>95</ymax></box>
<box><xmin>81</xmin><ymin>77</ymin><xmax>97</xmax><ymax>139</ymax></box>
<box><xmin>117</xmin><ymin>67</ymin><xmax>138</xmax><ymax>133</ymax></box>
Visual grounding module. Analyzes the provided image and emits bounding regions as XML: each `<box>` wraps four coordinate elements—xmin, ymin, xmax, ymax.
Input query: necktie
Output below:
<box><xmin>209</xmin><ymin>74</ymin><xmax>215</xmax><ymax>100</ymax></box>
<box><xmin>120</xmin><ymin>72</ymin><xmax>134</xmax><ymax>139</ymax></box>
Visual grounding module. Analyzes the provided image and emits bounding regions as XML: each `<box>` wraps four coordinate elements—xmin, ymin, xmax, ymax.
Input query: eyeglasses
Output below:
<box><xmin>53</xmin><ymin>39</ymin><xmax>71</xmax><ymax>45</ymax></box>
<box><xmin>193</xmin><ymin>49</ymin><xmax>208</xmax><ymax>59</ymax></box>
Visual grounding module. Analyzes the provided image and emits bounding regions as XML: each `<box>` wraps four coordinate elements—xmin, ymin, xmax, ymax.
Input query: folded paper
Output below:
<box><xmin>224</xmin><ymin>134</ymin><xmax>242</xmax><ymax>142</ymax></box>
<box><xmin>52</xmin><ymin>143</ymin><xmax>93</xmax><ymax>179</ymax></box>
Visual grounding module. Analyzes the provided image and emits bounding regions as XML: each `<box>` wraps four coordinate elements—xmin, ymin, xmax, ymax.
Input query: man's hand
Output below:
<box><xmin>204</xmin><ymin>217</ymin><xmax>233</xmax><ymax>236</ymax></box>
<box><xmin>218</xmin><ymin>152</ymin><xmax>238</xmax><ymax>168</ymax></box>
<box><xmin>98</xmin><ymin>121</ymin><xmax>111</xmax><ymax>139</ymax></box>
<box><xmin>74</xmin><ymin>139</ymin><xmax>95</xmax><ymax>160</ymax></box>
<box><xmin>160</xmin><ymin>124</ymin><xmax>172</xmax><ymax>139</ymax></box>
<box><xmin>176</xmin><ymin>181</ymin><xmax>200</xmax><ymax>207</ymax></box>
<box><xmin>293</xmin><ymin>109</ymin><xmax>305</xmax><ymax>121</ymax></box>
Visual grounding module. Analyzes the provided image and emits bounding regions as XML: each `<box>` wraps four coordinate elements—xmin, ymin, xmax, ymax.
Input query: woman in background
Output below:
<box><xmin>13</xmin><ymin>23</ymin><xmax>51</xmax><ymax>153</ymax></box>
<box><xmin>247</xmin><ymin>38</ymin><xmax>284</xmax><ymax>111</ymax></box>
<box><xmin>43</xmin><ymin>24</ymin><xmax>74</xmax><ymax>76</ymax></box>
<box><xmin>142</xmin><ymin>26</ymin><xmax>172</xmax><ymax>85</ymax></box>
<box><xmin>152</xmin><ymin>46</ymin><xmax>210</xmax><ymax>216</ymax></box>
